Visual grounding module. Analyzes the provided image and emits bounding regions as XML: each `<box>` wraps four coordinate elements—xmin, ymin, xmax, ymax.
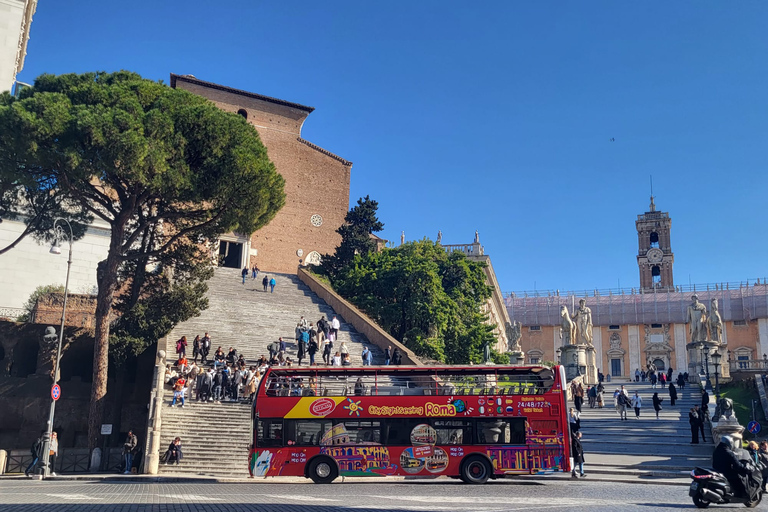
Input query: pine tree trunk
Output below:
<box><xmin>87</xmin><ymin>220</ymin><xmax>126</xmax><ymax>458</ymax></box>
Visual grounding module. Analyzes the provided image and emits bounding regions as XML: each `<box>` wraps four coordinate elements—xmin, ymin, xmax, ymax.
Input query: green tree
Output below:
<box><xmin>17</xmin><ymin>284</ymin><xmax>65</xmax><ymax>322</ymax></box>
<box><xmin>0</xmin><ymin>71</ymin><xmax>285</xmax><ymax>452</ymax></box>
<box><xmin>321</xmin><ymin>195</ymin><xmax>383</xmax><ymax>277</ymax></box>
<box><xmin>332</xmin><ymin>240</ymin><xmax>499</xmax><ymax>364</ymax></box>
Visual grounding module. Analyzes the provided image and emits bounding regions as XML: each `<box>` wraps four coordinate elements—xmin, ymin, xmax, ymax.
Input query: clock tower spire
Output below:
<box><xmin>636</xmin><ymin>197</ymin><xmax>674</xmax><ymax>291</ymax></box>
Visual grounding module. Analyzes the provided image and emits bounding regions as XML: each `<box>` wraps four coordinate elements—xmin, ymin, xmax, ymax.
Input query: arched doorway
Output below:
<box><xmin>652</xmin><ymin>358</ymin><xmax>666</xmax><ymax>371</ymax></box>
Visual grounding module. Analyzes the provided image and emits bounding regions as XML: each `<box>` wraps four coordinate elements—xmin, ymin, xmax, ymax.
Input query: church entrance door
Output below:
<box><xmin>652</xmin><ymin>358</ymin><xmax>666</xmax><ymax>371</ymax></box>
<box><xmin>219</xmin><ymin>241</ymin><xmax>243</xmax><ymax>269</ymax></box>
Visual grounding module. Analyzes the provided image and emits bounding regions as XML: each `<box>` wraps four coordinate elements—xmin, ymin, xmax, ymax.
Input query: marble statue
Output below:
<box><xmin>506</xmin><ymin>320</ymin><xmax>522</xmax><ymax>352</ymax></box>
<box><xmin>483</xmin><ymin>339</ymin><xmax>492</xmax><ymax>364</ymax></box>
<box><xmin>571</xmin><ymin>299</ymin><xmax>593</xmax><ymax>345</ymax></box>
<box><xmin>400</xmin><ymin>231</ymin><xmax>405</xmax><ymax>245</ymax></box>
<box><xmin>708</xmin><ymin>298</ymin><xmax>723</xmax><ymax>343</ymax></box>
<box><xmin>686</xmin><ymin>295</ymin><xmax>708</xmax><ymax>343</ymax></box>
<box><xmin>559</xmin><ymin>305</ymin><xmax>575</xmax><ymax>345</ymax></box>
<box><xmin>436</xmin><ymin>230</ymin><xmax>442</xmax><ymax>244</ymax></box>
<box><xmin>474</xmin><ymin>230</ymin><xmax>480</xmax><ymax>244</ymax></box>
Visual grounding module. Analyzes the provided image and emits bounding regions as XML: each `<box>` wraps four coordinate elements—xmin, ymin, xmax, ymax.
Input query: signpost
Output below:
<box><xmin>51</xmin><ymin>384</ymin><xmax>61</xmax><ymax>401</ymax></box>
<box><xmin>101</xmin><ymin>424</ymin><xmax>113</xmax><ymax>436</ymax></box>
<box><xmin>748</xmin><ymin>421</ymin><xmax>761</xmax><ymax>435</ymax></box>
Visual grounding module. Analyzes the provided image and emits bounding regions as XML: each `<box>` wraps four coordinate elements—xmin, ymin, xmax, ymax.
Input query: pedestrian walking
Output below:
<box><xmin>262</xmin><ymin>275</ymin><xmax>269</xmax><ymax>291</ymax></box>
<box><xmin>123</xmin><ymin>430</ymin><xmax>138</xmax><ymax>474</ymax></box>
<box><xmin>252</xmin><ymin>265</ymin><xmax>259</xmax><ymax>279</ymax></box>
<box><xmin>362</xmin><ymin>346</ymin><xmax>373</xmax><ymax>366</ymax></box>
<box><xmin>652</xmin><ymin>392</ymin><xmax>664</xmax><ymax>419</ymax></box>
<box><xmin>25</xmin><ymin>431</ymin><xmax>44</xmax><ymax>477</ymax></box>
<box><xmin>392</xmin><ymin>348</ymin><xmax>403</xmax><ymax>365</ymax></box>
<box><xmin>308</xmin><ymin>339</ymin><xmax>318</xmax><ymax>365</ymax></box>
<box><xmin>631</xmin><ymin>391</ymin><xmax>642</xmax><ymax>419</ymax></box>
<box><xmin>614</xmin><ymin>389</ymin><xmax>628</xmax><ymax>420</ymax></box>
<box><xmin>331</xmin><ymin>315</ymin><xmax>340</xmax><ymax>338</ymax></box>
<box><xmin>635</xmin><ymin>368</ymin><xmax>640</xmax><ymax>382</ymax></box>
<box><xmin>384</xmin><ymin>346</ymin><xmax>391</xmax><ymax>365</ymax></box>
<box><xmin>587</xmin><ymin>385</ymin><xmax>597</xmax><ymax>408</ymax></box>
<box><xmin>571</xmin><ymin>381</ymin><xmax>584</xmax><ymax>413</ymax></box>
<box><xmin>668</xmin><ymin>382</ymin><xmax>677</xmax><ymax>406</ymax></box>
<box><xmin>241</xmin><ymin>266</ymin><xmax>248</xmax><ymax>284</ymax></box>
<box><xmin>175</xmin><ymin>336</ymin><xmax>187</xmax><ymax>357</ymax></box>
<box><xmin>571</xmin><ymin>431</ymin><xmax>586</xmax><ymax>478</ymax></box>
<box><xmin>596</xmin><ymin>383</ymin><xmax>604</xmax><ymax>409</ymax></box>
<box><xmin>200</xmin><ymin>332</ymin><xmax>211</xmax><ymax>364</ymax></box>
<box><xmin>689</xmin><ymin>408</ymin><xmax>700</xmax><ymax>444</ymax></box>
<box><xmin>269</xmin><ymin>277</ymin><xmax>276</xmax><ymax>293</ymax></box>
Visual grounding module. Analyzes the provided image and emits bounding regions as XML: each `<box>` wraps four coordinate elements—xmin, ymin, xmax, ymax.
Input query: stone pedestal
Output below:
<box><xmin>711</xmin><ymin>417</ymin><xmax>745</xmax><ymax>445</ymax></box>
<box><xmin>561</xmin><ymin>344</ymin><xmax>587</xmax><ymax>383</ymax></box>
<box><xmin>508</xmin><ymin>351</ymin><xmax>525</xmax><ymax>366</ymax></box>
<box><xmin>584</xmin><ymin>346</ymin><xmax>598</xmax><ymax>385</ymax></box>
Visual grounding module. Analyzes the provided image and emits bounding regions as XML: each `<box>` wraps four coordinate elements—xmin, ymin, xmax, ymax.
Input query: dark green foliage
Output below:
<box><xmin>321</xmin><ymin>195</ymin><xmax>383</xmax><ymax>277</ymax></box>
<box><xmin>331</xmin><ymin>240</ymin><xmax>499</xmax><ymax>364</ymax></box>
<box><xmin>17</xmin><ymin>284</ymin><xmax>65</xmax><ymax>322</ymax></box>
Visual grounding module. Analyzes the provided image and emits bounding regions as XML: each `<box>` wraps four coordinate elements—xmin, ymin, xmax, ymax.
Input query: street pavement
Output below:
<box><xmin>0</xmin><ymin>477</ymin><xmax>700</xmax><ymax>511</ymax></box>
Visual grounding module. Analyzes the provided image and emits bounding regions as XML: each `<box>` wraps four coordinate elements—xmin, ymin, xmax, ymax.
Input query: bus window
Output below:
<box><xmin>381</xmin><ymin>419</ymin><xmax>423</xmax><ymax>445</ymax></box>
<box><xmin>284</xmin><ymin>420</ymin><xmax>331</xmax><ymax>446</ymax></box>
<box><xmin>476</xmin><ymin>418</ymin><xmax>526</xmax><ymax>445</ymax></box>
<box><xmin>258</xmin><ymin>419</ymin><xmax>284</xmax><ymax>447</ymax></box>
<box><xmin>431</xmin><ymin>420</ymin><xmax>471</xmax><ymax>445</ymax></box>
<box><xmin>328</xmin><ymin>420</ymin><xmax>382</xmax><ymax>444</ymax></box>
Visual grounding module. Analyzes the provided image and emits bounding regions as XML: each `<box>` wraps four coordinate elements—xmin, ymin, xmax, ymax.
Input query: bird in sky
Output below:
<box><xmin>609</xmin><ymin>138</ymin><xmax>615</xmax><ymax>142</ymax></box>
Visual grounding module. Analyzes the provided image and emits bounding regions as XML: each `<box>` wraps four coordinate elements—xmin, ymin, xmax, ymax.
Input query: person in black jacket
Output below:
<box><xmin>652</xmin><ymin>393</ymin><xmax>664</xmax><ymax>420</ymax></box>
<box><xmin>166</xmin><ymin>437</ymin><xmax>183</xmax><ymax>465</ymax></box>
<box><xmin>25</xmin><ymin>431</ymin><xmax>45</xmax><ymax>477</ymax></box>
<box><xmin>713</xmin><ymin>436</ymin><xmax>751</xmax><ymax>499</ymax></box>
<box><xmin>571</xmin><ymin>431</ymin><xmax>586</xmax><ymax>478</ymax></box>
<box><xmin>695</xmin><ymin>405</ymin><xmax>707</xmax><ymax>442</ymax></box>
<box><xmin>689</xmin><ymin>408</ymin><xmax>700</xmax><ymax>444</ymax></box>
<box><xmin>668</xmin><ymin>383</ymin><xmax>677</xmax><ymax>406</ymax></box>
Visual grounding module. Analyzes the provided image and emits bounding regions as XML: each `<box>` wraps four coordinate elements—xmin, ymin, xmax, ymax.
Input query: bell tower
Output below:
<box><xmin>636</xmin><ymin>196</ymin><xmax>674</xmax><ymax>291</ymax></box>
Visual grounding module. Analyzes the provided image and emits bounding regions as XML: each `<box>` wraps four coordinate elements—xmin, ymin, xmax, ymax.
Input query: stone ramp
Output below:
<box><xmin>157</xmin><ymin>267</ymin><xmax>385</xmax><ymax>477</ymax></box>
<box><xmin>577</xmin><ymin>381</ymin><xmax>713</xmax><ymax>477</ymax></box>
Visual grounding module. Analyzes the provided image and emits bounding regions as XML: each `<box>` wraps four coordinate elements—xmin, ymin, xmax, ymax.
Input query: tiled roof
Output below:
<box><xmin>297</xmin><ymin>138</ymin><xmax>352</xmax><ymax>166</ymax></box>
<box><xmin>170</xmin><ymin>73</ymin><xmax>315</xmax><ymax>113</ymax></box>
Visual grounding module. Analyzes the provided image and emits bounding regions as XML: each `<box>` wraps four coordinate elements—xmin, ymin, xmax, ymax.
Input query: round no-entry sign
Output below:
<box><xmin>748</xmin><ymin>421</ymin><xmax>761</xmax><ymax>434</ymax></box>
<box><xmin>51</xmin><ymin>384</ymin><xmax>61</xmax><ymax>401</ymax></box>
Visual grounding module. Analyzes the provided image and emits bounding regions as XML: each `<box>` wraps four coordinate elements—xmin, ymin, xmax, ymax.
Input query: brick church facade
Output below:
<box><xmin>171</xmin><ymin>74</ymin><xmax>351</xmax><ymax>274</ymax></box>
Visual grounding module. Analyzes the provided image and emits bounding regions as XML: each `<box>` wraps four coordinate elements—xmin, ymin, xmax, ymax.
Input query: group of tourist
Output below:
<box><xmin>240</xmin><ymin>265</ymin><xmax>276</xmax><ymax>292</ymax></box>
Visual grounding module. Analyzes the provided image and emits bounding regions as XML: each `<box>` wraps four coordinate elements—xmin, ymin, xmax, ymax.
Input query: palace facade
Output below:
<box><xmin>505</xmin><ymin>198</ymin><xmax>768</xmax><ymax>380</ymax></box>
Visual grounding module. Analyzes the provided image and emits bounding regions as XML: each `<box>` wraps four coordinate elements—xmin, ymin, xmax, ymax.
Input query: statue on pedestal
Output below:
<box><xmin>559</xmin><ymin>305</ymin><xmax>575</xmax><ymax>345</ymax></box>
<box><xmin>571</xmin><ymin>299</ymin><xmax>593</xmax><ymax>345</ymax></box>
<box><xmin>686</xmin><ymin>295</ymin><xmax>708</xmax><ymax>343</ymax></box>
<box><xmin>436</xmin><ymin>230</ymin><xmax>442</xmax><ymax>244</ymax></box>
<box><xmin>708</xmin><ymin>298</ymin><xmax>723</xmax><ymax>343</ymax></box>
<box><xmin>483</xmin><ymin>339</ymin><xmax>492</xmax><ymax>364</ymax></box>
<box><xmin>506</xmin><ymin>321</ymin><xmax>522</xmax><ymax>352</ymax></box>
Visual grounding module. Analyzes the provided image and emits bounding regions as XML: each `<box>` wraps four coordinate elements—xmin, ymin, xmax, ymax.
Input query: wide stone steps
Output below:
<box><xmin>156</xmin><ymin>267</ymin><xmax>389</xmax><ymax>478</ymax></box>
<box><xmin>576</xmin><ymin>382</ymin><xmax>713</xmax><ymax>475</ymax></box>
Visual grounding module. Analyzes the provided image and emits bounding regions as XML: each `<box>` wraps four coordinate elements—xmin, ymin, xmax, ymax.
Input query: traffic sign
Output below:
<box><xmin>51</xmin><ymin>384</ymin><xmax>61</xmax><ymax>401</ymax></box>
<box><xmin>748</xmin><ymin>421</ymin><xmax>761</xmax><ymax>434</ymax></box>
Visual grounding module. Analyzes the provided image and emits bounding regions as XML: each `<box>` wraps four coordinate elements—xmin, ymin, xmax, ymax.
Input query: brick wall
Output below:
<box><xmin>32</xmin><ymin>293</ymin><xmax>96</xmax><ymax>329</ymax></box>
<box><xmin>173</xmin><ymin>77</ymin><xmax>351</xmax><ymax>274</ymax></box>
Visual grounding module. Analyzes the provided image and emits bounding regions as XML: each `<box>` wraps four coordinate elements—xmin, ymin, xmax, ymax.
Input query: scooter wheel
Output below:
<box><xmin>692</xmin><ymin>495</ymin><xmax>710</xmax><ymax>508</ymax></box>
<box><xmin>744</xmin><ymin>493</ymin><xmax>761</xmax><ymax>508</ymax></box>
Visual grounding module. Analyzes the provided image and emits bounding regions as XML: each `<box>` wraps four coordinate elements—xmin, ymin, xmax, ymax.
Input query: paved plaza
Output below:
<box><xmin>0</xmin><ymin>478</ymin><xmax>697</xmax><ymax>512</ymax></box>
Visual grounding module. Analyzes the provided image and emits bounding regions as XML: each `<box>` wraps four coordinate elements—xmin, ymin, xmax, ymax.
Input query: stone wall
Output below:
<box><xmin>32</xmin><ymin>293</ymin><xmax>96</xmax><ymax>329</ymax></box>
<box><xmin>0</xmin><ymin>320</ymin><xmax>153</xmax><ymax>452</ymax></box>
<box><xmin>297</xmin><ymin>267</ymin><xmax>423</xmax><ymax>366</ymax></box>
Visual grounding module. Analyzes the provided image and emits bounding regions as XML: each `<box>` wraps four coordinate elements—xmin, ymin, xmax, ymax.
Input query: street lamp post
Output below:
<box><xmin>711</xmin><ymin>351</ymin><xmax>722</xmax><ymax>400</ymax></box>
<box><xmin>39</xmin><ymin>218</ymin><xmax>74</xmax><ymax>478</ymax></box>
<box><xmin>701</xmin><ymin>343</ymin><xmax>712</xmax><ymax>391</ymax></box>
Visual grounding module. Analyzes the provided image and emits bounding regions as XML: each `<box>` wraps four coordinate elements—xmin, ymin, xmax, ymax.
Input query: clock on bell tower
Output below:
<box><xmin>636</xmin><ymin>196</ymin><xmax>675</xmax><ymax>291</ymax></box>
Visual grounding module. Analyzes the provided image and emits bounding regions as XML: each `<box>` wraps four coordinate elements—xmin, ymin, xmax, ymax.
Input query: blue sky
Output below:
<box><xmin>17</xmin><ymin>2</ymin><xmax>768</xmax><ymax>293</ymax></box>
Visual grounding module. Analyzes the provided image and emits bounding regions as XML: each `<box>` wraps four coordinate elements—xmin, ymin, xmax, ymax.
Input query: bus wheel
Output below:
<box><xmin>460</xmin><ymin>455</ymin><xmax>492</xmax><ymax>484</ymax></box>
<box><xmin>308</xmin><ymin>457</ymin><xmax>338</xmax><ymax>484</ymax></box>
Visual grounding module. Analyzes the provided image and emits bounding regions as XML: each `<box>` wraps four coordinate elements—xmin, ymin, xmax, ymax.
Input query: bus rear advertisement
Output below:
<box><xmin>249</xmin><ymin>365</ymin><xmax>570</xmax><ymax>484</ymax></box>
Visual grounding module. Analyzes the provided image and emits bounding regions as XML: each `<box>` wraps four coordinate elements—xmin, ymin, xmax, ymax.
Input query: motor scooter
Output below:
<box><xmin>689</xmin><ymin>466</ymin><xmax>763</xmax><ymax>508</ymax></box>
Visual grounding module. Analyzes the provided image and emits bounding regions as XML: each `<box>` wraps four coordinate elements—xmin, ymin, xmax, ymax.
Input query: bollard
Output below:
<box><xmin>0</xmin><ymin>449</ymin><xmax>7</xmax><ymax>475</ymax></box>
<box><xmin>90</xmin><ymin>447</ymin><xmax>101</xmax><ymax>472</ymax></box>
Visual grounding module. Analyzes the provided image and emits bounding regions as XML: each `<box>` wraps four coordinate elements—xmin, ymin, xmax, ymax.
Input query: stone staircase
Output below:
<box><xmin>577</xmin><ymin>380</ymin><xmax>713</xmax><ymax>478</ymax></box>
<box><xmin>156</xmin><ymin>267</ymin><xmax>384</xmax><ymax>477</ymax></box>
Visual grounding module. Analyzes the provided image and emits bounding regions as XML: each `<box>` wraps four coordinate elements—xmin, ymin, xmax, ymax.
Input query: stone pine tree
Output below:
<box><xmin>321</xmin><ymin>195</ymin><xmax>384</xmax><ymax>277</ymax></box>
<box><xmin>0</xmin><ymin>71</ymin><xmax>285</xmax><ymax>456</ymax></box>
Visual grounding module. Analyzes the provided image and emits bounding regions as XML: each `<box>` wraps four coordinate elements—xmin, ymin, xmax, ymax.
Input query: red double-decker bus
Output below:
<box><xmin>249</xmin><ymin>365</ymin><xmax>571</xmax><ymax>484</ymax></box>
